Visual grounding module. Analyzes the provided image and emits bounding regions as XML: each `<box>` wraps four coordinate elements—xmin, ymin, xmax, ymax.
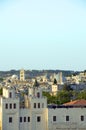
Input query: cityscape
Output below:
<box><xmin>0</xmin><ymin>69</ymin><xmax>86</xmax><ymax>130</ymax></box>
<box><xmin>0</xmin><ymin>0</ymin><xmax>86</xmax><ymax>130</ymax></box>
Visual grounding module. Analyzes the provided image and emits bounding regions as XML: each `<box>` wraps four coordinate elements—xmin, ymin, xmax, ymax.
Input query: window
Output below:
<box><xmin>38</xmin><ymin>103</ymin><xmax>40</xmax><ymax>108</ymax></box>
<box><xmin>53</xmin><ymin>116</ymin><xmax>56</xmax><ymax>122</ymax></box>
<box><xmin>5</xmin><ymin>104</ymin><xmax>8</xmax><ymax>109</ymax></box>
<box><xmin>20</xmin><ymin>117</ymin><xmax>22</xmax><ymax>123</ymax></box>
<box><xmin>28</xmin><ymin>117</ymin><xmax>30</xmax><ymax>122</ymax></box>
<box><xmin>81</xmin><ymin>115</ymin><xmax>84</xmax><ymax>121</ymax></box>
<box><xmin>10</xmin><ymin>103</ymin><xmax>12</xmax><ymax>109</ymax></box>
<box><xmin>37</xmin><ymin>92</ymin><xmax>40</xmax><ymax>98</ymax></box>
<box><xmin>24</xmin><ymin>117</ymin><xmax>26</xmax><ymax>122</ymax></box>
<box><xmin>9</xmin><ymin>92</ymin><xmax>12</xmax><ymax>98</ymax></box>
<box><xmin>34</xmin><ymin>103</ymin><xmax>36</xmax><ymax>108</ymax></box>
<box><xmin>37</xmin><ymin>116</ymin><xmax>41</xmax><ymax>122</ymax></box>
<box><xmin>9</xmin><ymin>117</ymin><xmax>12</xmax><ymax>123</ymax></box>
<box><xmin>66</xmin><ymin>116</ymin><xmax>69</xmax><ymax>121</ymax></box>
<box><xmin>14</xmin><ymin>103</ymin><xmax>16</xmax><ymax>109</ymax></box>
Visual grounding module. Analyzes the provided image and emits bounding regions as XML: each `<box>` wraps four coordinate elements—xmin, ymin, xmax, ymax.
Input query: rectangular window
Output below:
<box><xmin>66</xmin><ymin>116</ymin><xmax>69</xmax><ymax>121</ymax></box>
<box><xmin>37</xmin><ymin>116</ymin><xmax>41</xmax><ymax>122</ymax></box>
<box><xmin>5</xmin><ymin>104</ymin><xmax>8</xmax><ymax>109</ymax></box>
<box><xmin>10</xmin><ymin>103</ymin><xmax>12</xmax><ymax>109</ymax></box>
<box><xmin>9</xmin><ymin>117</ymin><xmax>12</xmax><ymax>123</ymax></box>
<box><xmin>34</xmin><ymin>103</ymin><xmax>36</xmax><ymax>108</ymax></box>
<box><xmin>53</xmin><ymin>116</ymin><xmax>56</xmax><ymax>122</ymax></box>
<box><xmin>28</xmin><ymin>117</ymin><xmax>30</xmax><ymax>122</ymax></box>
<box><xmin>9</xmin><ymin>92</ymin><xmax>12</xmax><ymax>98</ymax></box>
<box><xmin>38</xmin><ymin>103</ymin><xmax>40</xmax><ymax>108</ymax></box>
<box><xmin>81</xmin><ymin>115</ymin><xmax>84</xmax><ymax>121</ymax></box>
<box><xmin>24</xmin><ymin>117</ymin><xmax>26</xmax><ymax>122</ymax></box>
<box><xmin>14</xmin><ymin>103</ymin><xmax>16</xmax><ymax>109</ymax></box>
<box><xmin>37</xmin><ymin>92</ymin><xmax>40</xmax><ymax>98</ymax></box>
<box><xmin>20</xmin><ymin>117</ymin><xmax>22</xmax><ymax>123</ymax></box>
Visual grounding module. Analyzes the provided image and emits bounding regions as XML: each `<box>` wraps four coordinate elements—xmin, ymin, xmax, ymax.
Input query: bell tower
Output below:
<box><xmin>20</xmin><ymin>69</ymin><xmax>25</xmax><ymax>81</ymax></box>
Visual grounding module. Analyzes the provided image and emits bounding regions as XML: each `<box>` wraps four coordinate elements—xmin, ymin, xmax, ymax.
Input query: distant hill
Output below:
<box><xmin>0</xmin><ymin>69</ymin><xmax>75</xmax><ymax>79</ymax></box>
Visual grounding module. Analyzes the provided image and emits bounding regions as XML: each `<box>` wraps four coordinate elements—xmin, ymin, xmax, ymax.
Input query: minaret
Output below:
<box><xmin>20</xmin><ymin>69</ymin><xmax>25</xmax><ymax>81</ymax></box>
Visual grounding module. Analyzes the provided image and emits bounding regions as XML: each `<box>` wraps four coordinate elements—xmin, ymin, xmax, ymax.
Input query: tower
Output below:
<box><xmin>20</xmin><ymin>69</ymin><xmax>25</xmax><ymax>81</ymax></box>
<box><xmin>59</xmin><ymin>72</ymin><xmax>63</xmax><ymax>84</ymax></box>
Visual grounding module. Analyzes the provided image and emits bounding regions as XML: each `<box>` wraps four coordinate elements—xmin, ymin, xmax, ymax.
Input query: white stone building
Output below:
<box><xmin>50</xmin><ymin>84</ymin><xmax>58</xmax><ymax>96</ymax></box>
<box><xmin>0</xmin><ymin>86</ymin><xmax>86</xmax><ymax>130</ymax></box>
<box><xmin>48</xmin><ymin>104</ymin><xmax>86</xmax><ymax>130</ymax></box>
<box><xmin>0</xmin><ymin>86</ymin><xmax>48</xmax><ymax>130</ymax></box>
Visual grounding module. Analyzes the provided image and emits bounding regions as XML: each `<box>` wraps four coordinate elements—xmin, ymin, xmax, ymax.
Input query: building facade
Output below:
<box><xmin>0</xmin><ymin>86</ymin><xmax>86</xmax><ymax>130</ymax></box>
<box><xmin>0</xmin><ymin>87</ymin><xmax>48</xmax><ymax>130</ymax></box>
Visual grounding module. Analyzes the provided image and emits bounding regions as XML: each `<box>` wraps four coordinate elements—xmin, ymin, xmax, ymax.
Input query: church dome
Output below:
<box><xmin>11</xmin><ymin>75</ymin><xmax>18</xmax><ymax>80</ymax></box>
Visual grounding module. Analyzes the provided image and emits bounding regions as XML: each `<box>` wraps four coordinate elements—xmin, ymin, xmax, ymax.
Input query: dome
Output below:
<box><xmin>11</xmin><ymin>75</ymin><xmax>18</xmax><ymax>80</ymax></box>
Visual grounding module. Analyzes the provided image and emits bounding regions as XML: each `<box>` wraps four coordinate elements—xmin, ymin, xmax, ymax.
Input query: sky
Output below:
<box><xmin>0</xmin><ymin>0</ymin><xmax>86</xmax><ymax>71</ymax></box>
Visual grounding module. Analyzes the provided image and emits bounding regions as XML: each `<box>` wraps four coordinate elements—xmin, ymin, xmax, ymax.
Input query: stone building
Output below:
<box><xmin>0</xmin><ymin>86</ymin><xmax>86</xmax><ymax>130</ymax></box>
<box><xmin>0</xmin><ymin>86</ymin><xmax>48</xmax><ymax>130</ymax></box>
<box><xmin>20</xmin><ymin>69</ymin><xmax>25</xmax><ymax>81</ymax></box>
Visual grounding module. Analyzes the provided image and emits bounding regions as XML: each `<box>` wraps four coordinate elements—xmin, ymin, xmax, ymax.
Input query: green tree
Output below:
<box><xmin>0</xmin><ymin>88</ymin><xmax>2</xmax><ymax>95</ymax></box>
<box><xmin>42</xmin><ymin>92</ymin><xmax>51</xmax><ymax>104</ymax></box>
<box><xmin>53</xmin><ymin>78</ymin><xmax>57</xmax><ymax>85</ymax></box>
<box><xmin>71</xmin><ymin>90</ymin><xmax>78</xmax><ymax>100</ymax></box>
<box><xmin>42</xmin><ymin>90</ymin><xmax>86</xmax><ymax>105</ymax></box>
<box><xmin>0</xmin><ymin>78</ymin><xmax>3</xmax><ymax>82</ymax></box>
<box><xmin>57</xmin><ymin>90</ymin><xmax>71</xmax><ymax>104</ymax></box>
<box><xmin>33</xmin><ymin>79</ymin><xmax>39</xmax><ymax>87</ymax></box>
<box><xmin>42</xmin><ymin>92</ymin><xmax>58</xmax><ymax>104</ymax></box>
<box><xmin>77</xmin><ymin>90</ymin><xmax>86</xmax><ymax>99</ymax></box>
<box><xmin>63</xmin><ymin>84</ymin><xmax>73</xmax><ymax>91</ymax></box>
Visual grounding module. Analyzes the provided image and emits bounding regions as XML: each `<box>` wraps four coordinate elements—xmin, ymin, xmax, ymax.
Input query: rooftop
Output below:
<box><xmin>64</xmin><ymin>99</ymin><xmax>86</xmax><ymax>106</ymax></box>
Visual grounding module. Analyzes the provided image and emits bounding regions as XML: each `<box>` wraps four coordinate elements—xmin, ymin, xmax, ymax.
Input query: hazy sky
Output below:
<box><xmin>0</xmin><ymin>0</ymin><xmax>86</xmax><ymax>71</ymax></box>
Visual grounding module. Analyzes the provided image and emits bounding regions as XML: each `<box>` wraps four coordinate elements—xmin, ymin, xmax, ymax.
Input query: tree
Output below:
<box><xmin>53</xmin><ymin>78</ymin><xmax>57</xmax><ymax>85</ymax></box>
<box><xmin>43</xmin><ymin>90</ymin><xmax>86</xmax><ymax>105</ymax></box>
<box><xmin>33</xmin><ymin>79</ymin><xmax>39</xmax><ymax>87</ymax></box>
<box><xmin>63</xmin><ymin>84</ymin><xmax>73</xmax><ymax>91</ymax></box>
<box><xmin>0</xmin><ymin>88</ymin><xmax>2</xmax><ymax>95</ymax></box>
<box><xmin>0</xmin><ymin>78</ymin><xmax>3</xmax><ymax>82</ymax></box>
<box><xmin>77</xmin><ymin>90</ymin><xmax>86</xmax><ymax>100</ymax></box>
<box><xmin>72</xmin><ymin>90</ymin><xmax>78</xmax><ymax>100</ymax></box>
<box><xmin>42</xmin><ymin>92</ymin><xmax>51</xmax><ymax>104</ymax></box>
<box><xmin>56</xmin><ymin>90</ymin><xmax>71</xmax><ymax>104</ymax></box>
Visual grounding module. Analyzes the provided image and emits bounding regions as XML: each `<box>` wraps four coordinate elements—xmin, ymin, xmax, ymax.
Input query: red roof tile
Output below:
<box><xmin>64</xmin><ymin>99</ymin><xmax>86</xmax><ymax>106</ymax></box>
